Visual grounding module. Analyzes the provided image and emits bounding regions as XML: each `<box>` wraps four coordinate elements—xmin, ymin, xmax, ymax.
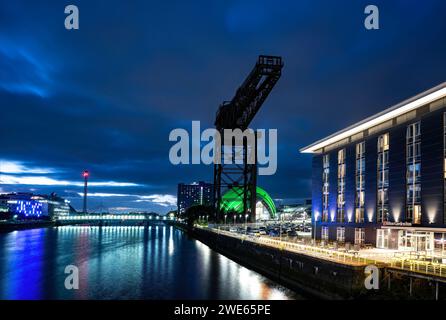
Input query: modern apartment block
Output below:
<box><xmin>301</xmin><ymin>83</ymin><xmax>446</xmax><ymax>252</ymax></box>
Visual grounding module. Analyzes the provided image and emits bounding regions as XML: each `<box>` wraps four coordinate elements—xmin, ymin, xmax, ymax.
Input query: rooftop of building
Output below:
<box><xmin>300</xmin><ymin>82</ymin><xmax>446</xmax><ymax>154</ymax></box>
<box><xmin>0</xmin><ymin>192</ymin><xmax>69</xmax><ymax>202</ymax></box>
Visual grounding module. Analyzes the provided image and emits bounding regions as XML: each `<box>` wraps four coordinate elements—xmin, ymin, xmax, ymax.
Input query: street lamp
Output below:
<box><xmin>279</xmin><ymin>214</ymin><xmax>282</xmax><ymax>242</ymax></box>
<box><xmin>313</xmin><ymin>213</ymin><xmax>319</xmax><ymax>245</ymax></box>
<box><xmin>224</xmin><ymin>214</ymin><xmax>227</xmax><ymax>225</ymax></box>
<box><xmin>233</xmin><ymin>214</ymin><xmax>236</xmax><ymax>225</ymax></box>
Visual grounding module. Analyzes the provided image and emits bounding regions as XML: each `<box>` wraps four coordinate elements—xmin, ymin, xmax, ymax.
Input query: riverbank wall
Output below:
<box><xmin>180</xmin><ymin>224</ymin><xmax>446</xmax><ymax>300</ymax></box>
<box><xmin>186</xmin><ymin>225</ymin><xmax>368</xmax><ymax>299</ymax></box>
<box><xmin>0</xmin><ymin>220</ymin><xmax>55</xmax><ymax>232</ymax></box>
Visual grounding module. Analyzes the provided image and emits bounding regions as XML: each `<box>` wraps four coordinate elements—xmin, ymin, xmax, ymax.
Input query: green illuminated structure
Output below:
<box><xmin>220</xmin><ymin>186</ymin><xmax>276</xmax><ymax>219</ymax></box>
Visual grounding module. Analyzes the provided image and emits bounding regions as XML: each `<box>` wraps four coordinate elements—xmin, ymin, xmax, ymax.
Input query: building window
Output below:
<box><xmin>336</xmin><ymin>227</ymin><xmax>345</xmax><ymax>243</ymax></box>
<box><xmin>444</xmin><ymin>113</ymin><xmax>446</xmax><ymax>224</ymax></box>
<box><xmin>322</xmin><ymin>154</ymin><xmax>330</xmax><ymax>222</ymax></box>
<box><xmin>377</xmin><ymin>229</ymin><xmax>389</xmax><ymax>249</ymax></box>
<box><xmin>321</xmin><ymin>226</ymin><xmax>329</xmax><ymax>241</ymax></box>
<box><xmin>377</xmin><ymin>133</ymin><xmax>389</xmax><ymax>223</ymax></box>
<box><xmin>337</xmin><ymin>149</ymin><xmax>346</xmax><ymax>223</ymax></box>
<box><xmin>406</xmin><ymin>122</ymin><xmax>421</xmax><ymax>224</ymax></box>
<box><xmin>355</xmin><ymin>142</ymin><xmax>365</xmax><ymax>223</ymax></box>
<box><xmin>354</xmin><ymin>228</ymin><xmax>365</xmax><ymax>245</ymax></box>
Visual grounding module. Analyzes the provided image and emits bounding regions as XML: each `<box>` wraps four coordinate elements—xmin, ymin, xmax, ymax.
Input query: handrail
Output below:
<box><xmin>197</xmin><ymin>225</ymin><xmax>446</xmax><ymax>278</ymax></box>
<box><xmin>200</xmin><ymin>225</ymin><xmax>377</xmax><ymax>266</ymax></box>
<box><xmin>390</xmin><ymin>257</ymin><xmax>446</xmax><ymax>278</ymax></box>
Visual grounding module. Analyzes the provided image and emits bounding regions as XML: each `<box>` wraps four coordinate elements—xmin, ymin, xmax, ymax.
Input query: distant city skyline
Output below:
<box><xmin>1</xmin><ymin>1</ymin><xmax>446</xmax><ymax>213</ymax></box>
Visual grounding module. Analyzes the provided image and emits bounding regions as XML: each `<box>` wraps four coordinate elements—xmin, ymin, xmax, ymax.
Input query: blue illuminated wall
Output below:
<box><xmin>13</xmin><ymin>200</ymin><xmax>48</xmax><ymax>218</ymax></box>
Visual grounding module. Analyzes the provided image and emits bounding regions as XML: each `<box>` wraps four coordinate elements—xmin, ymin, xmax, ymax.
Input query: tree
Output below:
<box><xmin>185</xmin><ymin>205</ymin><xmax>214</xmax><ymax>228</ymax></box>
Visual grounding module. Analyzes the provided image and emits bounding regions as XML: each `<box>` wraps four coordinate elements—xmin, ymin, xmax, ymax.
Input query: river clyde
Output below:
<box><xmin>0</xmin><ymin>225</ymin><xmax>300</xmax><ymax>300</ymax></box>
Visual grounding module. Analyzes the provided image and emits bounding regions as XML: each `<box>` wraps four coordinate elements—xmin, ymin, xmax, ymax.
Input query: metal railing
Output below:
<box><xmin>202</xmin><ymin>226</ymin><xmax>378</xmax><ymax>266</ymax></box>
<box><xmin>390</xmin><ymin>258</ymin><xmax>446</xmax><ymax>278</ymax></box>
<box><xmin>194</xmin><ymin>225</ymin><xmax>446</xmax><ymax>278</ymax></box>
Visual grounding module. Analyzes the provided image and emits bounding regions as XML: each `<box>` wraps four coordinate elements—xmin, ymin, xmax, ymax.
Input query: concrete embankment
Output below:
<box><xmin>0</xmin><ymin>220</ymin><xmax>55</xmax><ymax>232</ymax></box>
<box><xmin>184</xmin><ymin>225</ymin><xmax>369</xmax><ymax>299</ymax></box>
<box><xmin>179</xmin><ymin>224</ymin><xmax>446</xmax><ymax>300</ymax></box>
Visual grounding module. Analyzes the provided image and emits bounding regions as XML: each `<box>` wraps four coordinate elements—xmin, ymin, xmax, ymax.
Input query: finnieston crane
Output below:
<box><xmin>214</xmin><ymin>55</ymin><xmax>283</xmax><ymax>222</ymax></box>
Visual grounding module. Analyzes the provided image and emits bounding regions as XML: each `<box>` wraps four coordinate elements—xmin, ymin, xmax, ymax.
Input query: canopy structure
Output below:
<box><xmin>220</xmin><ymin>186</ymin><xmax>276</xmax><ymax>219</ymax></box>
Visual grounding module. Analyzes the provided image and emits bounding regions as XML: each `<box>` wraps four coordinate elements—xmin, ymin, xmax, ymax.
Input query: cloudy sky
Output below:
<box><xmin>1</xmin><ymin>1</ymin><xmax>446</xmax><ymax>213</ymax></box>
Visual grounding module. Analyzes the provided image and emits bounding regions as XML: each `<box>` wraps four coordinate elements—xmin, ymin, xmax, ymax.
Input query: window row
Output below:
<box><xmin>321</xmin><ymin>227</ymin><xmax>365</xmax><ymax>245</ymax></box>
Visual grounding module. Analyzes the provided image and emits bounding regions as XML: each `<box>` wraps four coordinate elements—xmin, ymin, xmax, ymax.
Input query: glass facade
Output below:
<box><xmin>336</xmin><ymin>227</ymin><xmax>345</xmax><ymax>243</ymax></box>
<box><xmin>308</xmin><ymin>86</ymin><xmax>446</xmax><ymax>249</ymax></box>
<box><xmin>354</xmin><ymin>228</ymin><xmax>365</xmax><ymax>245</ymax></box>
<box><xmin>337</xmin><ymin>149</ymin><xmax>346</xmax><ymax>223</ymax></box>
<box><xmin>377</xmin><ymin>133</ymin><xmax>389</xmax><ymax>223</ymax></box>
<box><xmin>322</xmin><ymin>154</ymin><xmax>329</xmax><ymax>222</ymax></box>
<box><xmin>321</xmin><ymin>226</ymin><xmax>329</xmax><ymax>241</ymax></box>
<box><xmin>444</xmin><ymin>113</ymin><xmax>446</xmax><ymax>225</ymax></box>
<box><xmin>406</xmin><ymin>122</ymin><xmax>421</xmax><ymax>224</ymax></box>
<box><xmin>355</xmin><ymin>142</ymin><xmax>365</xmax><ymax>223</ymax></box>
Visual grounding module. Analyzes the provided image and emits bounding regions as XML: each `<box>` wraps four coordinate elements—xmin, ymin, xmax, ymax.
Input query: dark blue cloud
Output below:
<box><xmin>1</xmin><ymin>0</ymin><xmax>446</xmax><ymax>212</ymax></box>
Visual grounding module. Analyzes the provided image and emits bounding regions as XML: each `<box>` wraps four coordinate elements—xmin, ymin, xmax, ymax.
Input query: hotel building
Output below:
<box><xmin>177</xmin><ymin>181</ymin><xmax>214</xmax><ymax>216</ymax></box>
<box><xmin>301</xmin><ymin>83</ymin><xmax>446</xmax><ymax>253</ymax></box>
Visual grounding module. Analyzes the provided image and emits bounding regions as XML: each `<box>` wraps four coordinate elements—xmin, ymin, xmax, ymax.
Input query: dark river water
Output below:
<box><xmin>0</xmin><ymin>225</ymin><xmax>300</xmax><ymax>300</ymax></box>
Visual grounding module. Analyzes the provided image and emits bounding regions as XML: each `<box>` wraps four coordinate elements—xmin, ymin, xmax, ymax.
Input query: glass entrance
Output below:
<box><xmin>398</xmin><ymin>231</ymin><xmax>434</xmax><ymax>252</ymax></box>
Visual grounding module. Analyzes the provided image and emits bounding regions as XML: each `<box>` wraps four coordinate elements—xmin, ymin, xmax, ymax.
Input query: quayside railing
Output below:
<box><xmin>197</xmin><ymin>225</ymin><xmax>378</xmax><ymax>266</ymax></box>
<box><xmin>390</xmin><ymin>258</ymin><xmax>446</xmax><ymax>278</ymax></box>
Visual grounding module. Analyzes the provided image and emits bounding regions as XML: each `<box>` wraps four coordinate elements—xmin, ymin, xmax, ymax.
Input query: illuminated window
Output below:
<box><xmin>355</xmin><ymin>142</ymin><xmax>365</xmax><ymax>223</ymax></box>
<box><xmin>444</xmin><ymin>113</ymin><xmax>446</xmax><ymax>224</ymax></box>
<box><xmin>336</xmin><ymin>227</ymin><xmax>345</xmax><ymax>243</ymax></box>
<box><xmin>406</xmin><ymin>122</ymin><xmax>421</xmax><ymax>224</ymax></box>
<box><xmin>337</xmin><ymin>149</ymin><xmax>346</xmax><ymax>223</ymax></box>
<box><xmin>322</xmin><ymin>154</ymin><xmax>330</xmax><ymax>222</ymax></box>
<box><xmin>354</xmin><ymin>228</ymin><xmax>365</xmax><ymax>245</ymax></box>
<box><xmin>377</xmin><ymin>133</ymin><xmax>389</xmax><ymax>223</ymax></box>
<box><xmin>377</xmin><ymin>229</ymin><xmax>389</xmax><ymax>249</ymax></box>
<box><xmin>321</xmin><ymin>226</ymin><xmax>329</xmax><ymax>241</ymax></box>
<box><xmin>378</xmin><ymin>133</ymin><xmax>389</xmax><ymax>152</ymax></box>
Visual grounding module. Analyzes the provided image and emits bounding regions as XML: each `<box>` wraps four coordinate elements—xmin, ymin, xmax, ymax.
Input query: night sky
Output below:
<box><xmin>1</xmin><ymin>1</ymin><xmax>446</xmax><ymax>213</ymax></box>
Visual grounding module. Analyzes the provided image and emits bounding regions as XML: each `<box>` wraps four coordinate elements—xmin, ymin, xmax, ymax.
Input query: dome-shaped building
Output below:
<box><xmin>220</xmin><ymin>186</ymin><xmax>276</xmax><ymax>221</ymax></box>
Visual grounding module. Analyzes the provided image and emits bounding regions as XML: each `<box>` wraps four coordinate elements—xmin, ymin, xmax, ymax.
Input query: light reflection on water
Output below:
<box><xmin>0</xmin><ymin>226</ymin><xmax>301</xmax><ymax>300</ymax></box>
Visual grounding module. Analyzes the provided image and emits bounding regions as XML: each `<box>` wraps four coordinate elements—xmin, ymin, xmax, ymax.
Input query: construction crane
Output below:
<box><xmin>213</xmin><ymin>55</ymin><xmax>283</xmax><ymax>222</ymax></box>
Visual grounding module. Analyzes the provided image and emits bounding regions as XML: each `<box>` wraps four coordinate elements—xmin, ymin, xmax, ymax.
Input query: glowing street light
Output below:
<box><xmin>313</xmin><ymin>212</ymin><xmax>319</xmax><ymax>245</ymax></box>
<box><xmin>224</xmin><ymin>214</ymin><xmax>227</xmax><ymax>225</ymax></box>
<box><xmin>82</xmin><ymin>170</ymin><xmax>89</xmax><ymax>213</ymax></box>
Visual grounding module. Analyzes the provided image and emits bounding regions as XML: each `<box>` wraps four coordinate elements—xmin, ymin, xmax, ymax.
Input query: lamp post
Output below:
<box><xmin>233</xmin><ymin>214</ymin><xmax>236</xmax><ymax>225</ymax></box>
<box><xmin>82</xmin><ymin>170</ymin><xmax>89</xmax><ymax>214</ymax></box>
<box><xmin>313</xmin><ymin>213</ymin><xmax>318</xmax><ymax>245</ymax></box>
<box><xmin>224</xmin><ymin>214</ymin><xmax>227</xmax><ymax>225</ymax></box>
<box><xmin>279</xmin><ymin>214</ymin><xmax>282</xmax><ymax>242</ymax></box>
